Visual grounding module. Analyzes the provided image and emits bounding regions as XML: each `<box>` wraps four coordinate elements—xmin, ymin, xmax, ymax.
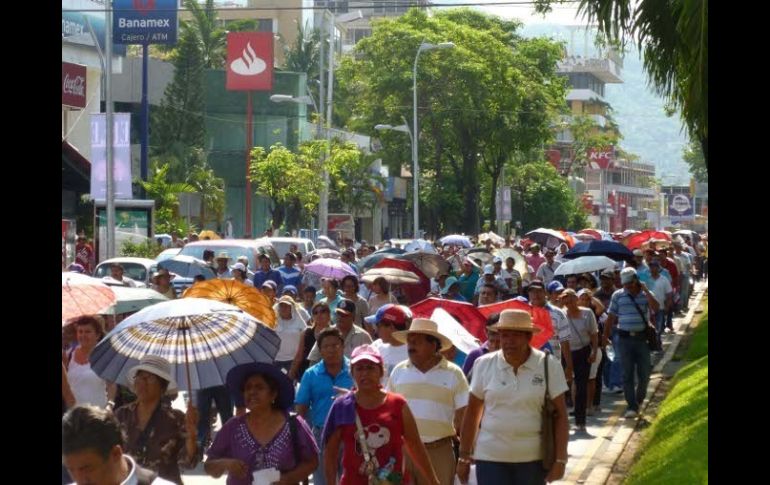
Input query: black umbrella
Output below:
<box><xmin>563</xmin><ymin>240</ymin><xmax>635</xmax><ymax>263</ymax></box>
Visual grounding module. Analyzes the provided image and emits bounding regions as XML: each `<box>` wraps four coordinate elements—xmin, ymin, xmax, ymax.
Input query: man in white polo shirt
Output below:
<box><xmin>457</xmin><ymin>309</ymin><xmax>569</xmax><ymax>485</ymax></box>
<box><xmin>387</xmin><ymin>318</ymin><xmax>470</xmax><ymax>485</ymax></box>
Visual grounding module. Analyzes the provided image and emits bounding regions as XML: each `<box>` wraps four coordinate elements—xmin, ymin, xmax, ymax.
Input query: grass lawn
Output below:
<box><xmin>626</xmin><ymin>309</ymin><xmax>708</xmax><ymax>485</ymax></box>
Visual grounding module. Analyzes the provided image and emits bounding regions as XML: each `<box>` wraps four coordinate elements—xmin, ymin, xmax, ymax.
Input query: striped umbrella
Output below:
<box><xmin>89</xmin><ymin>298</ymin><xmax>280</xmax><ymax>396</ymax></box>
<box><xmin>62</xmin><ymin>273</ymin><xmax>117</xmax><ymax>324</ymax></box>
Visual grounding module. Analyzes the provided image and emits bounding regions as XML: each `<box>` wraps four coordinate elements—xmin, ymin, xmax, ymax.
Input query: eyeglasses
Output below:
<box><xmin>313</xmin><ymin>308</ymin><xmax>330</xmax><ymax>315</ymax></box>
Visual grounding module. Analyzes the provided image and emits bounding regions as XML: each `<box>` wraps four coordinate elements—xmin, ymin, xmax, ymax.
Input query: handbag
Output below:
<box><xmin>628</xmin><ymin>294</ymin><xmax>662</xmax><ymax>352</ymax></box>
<box><xmin>541</xmin><ymin>352</ymin><xmax>556</xmax><ymax>471</ymax></box>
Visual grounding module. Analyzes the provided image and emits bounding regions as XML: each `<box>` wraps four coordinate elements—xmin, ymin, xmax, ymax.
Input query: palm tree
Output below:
<box><xmin>183</xmin><ymin>0</ymin><xmax>226</xmax><ymax>69</ymax></box>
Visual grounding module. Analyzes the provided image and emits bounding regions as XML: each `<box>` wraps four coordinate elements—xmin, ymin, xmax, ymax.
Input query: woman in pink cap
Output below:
<box><xmin>322</xmin><ymin>344</ymin><xmax>440</xmax><ymax>485</ymax></box>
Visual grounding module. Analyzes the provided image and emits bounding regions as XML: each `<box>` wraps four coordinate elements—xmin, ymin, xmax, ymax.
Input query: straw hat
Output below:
<box><xmin>127</xmin><ymin>355</ymin><xmax>178</xmax><ymax>394</ymax></box>
<box><xmin>392</xmin><ymin>318</ymin><xmax>453</xmax><ymax>351</ymax></box>
<box><xmin>488</xmin><ymin>309</ymin><xmax>541</xmax><ymax>334</ymax></box>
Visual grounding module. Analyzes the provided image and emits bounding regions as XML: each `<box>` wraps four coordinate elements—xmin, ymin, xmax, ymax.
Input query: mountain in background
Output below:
<box><xmin>519</xmin><ymin>23</ymin><xmax>691</xmax><ymax>185</ymax></box>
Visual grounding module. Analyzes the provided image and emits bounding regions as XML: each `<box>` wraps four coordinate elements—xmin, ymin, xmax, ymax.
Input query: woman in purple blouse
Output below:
<box><xmin>204</xmin><ymin>363</ymin><xmax>319</xmax><ymax>484</ymax></box>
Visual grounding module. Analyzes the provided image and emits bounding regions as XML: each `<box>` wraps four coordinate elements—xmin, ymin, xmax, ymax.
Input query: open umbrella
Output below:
<box><xmin>316</xmin><ymin>235</ymin><xmax>338</xmax><ymax>250</ymax></box>
<box><xmin>304</xmin><ymin>258</ymin><xmax>357</xmax><ymax>280</ymax></box>
<box><xmin>563</xmin><ymin>240</ymin><xmax>635</xmax><ymax>262</ymax></box>
<box><xmin>357</xmin><ymin>252</ymin><xmax>397</xmax><ymax>272</ymax></box>
<box><xmin>182</xmin><ymin>279</ymin><xmax>276</xmax><ymax>328</ymax></box>
<box><xmin>458</xmin><ymin>248</ymin><xmax>494</xmax><ymax>267</ymax></box>
<box><xmin>89</xmin><ymin>298</ymin><xmax>280</xmax><ymax>394</ymax></box>
<box><xmin>410</xmin><ymin>297</ymin><xmax>487</xmax><ymax>341</ymax></box>
<box><xmin>371</xmin><ymin>259</ymin><xmax>431</xmax><ymax>304</ymax></box>
<box><xmin>478</xmin><ymin>231</ymin><xmax>505</xmax><ymax>245</ymax></box>
<box><xmin>404</xmin><ymin>239</ymin><xmax>436</xmax><ymax>253</ymax></box>
<box><xmin>100</xmin><ymin>286</ymin><xmax>169</xmax><ymax>315</ymax></box>
<box><xmin>373</xmin><ymin>247</ymin><xmax>406</xmax><ymax>255</ymax></box>
<box><xmin>577</xmin><ymin>229</ymin><xmax>601</xmax><ymax>240</ymax></box>
<box><xmin>477</xmin><ymin>299</ymin><xmax>553</xmax><ymax>348</ymax></box>
<box><xmin>308</xmin><ymin>248</ymin><xmax>342</xmax><ymax>259</ymax></box>
<box><xmin>622</xmin><ymin>230</ymin><xmax>672</xmax><ymax>250</ymax></box>
<box><xmin>439</xmin><ymin>235</ymin><xmax>472</xmax><ymax>248</ymax></box>
<box><xmin>158</xmin><ymin>255</ymin><xmax>216</xmax><ymax>279</ymax></box>
<box><xmin>431</xmin><ymin>308</ymin><xmax>481</xmax><ymax>354</ymax></box>
<box><xmin>492</xmin><ymin>248</ymin><xmax>530</xmax><ymax>280</ymax></box>
<box><xmin>398</xmin><ymin>251</ymin><xmax>450</xmax><ymax>279</ymax></box>
<box><xmin>673</xmin><ymin>229</ymin><xmax>700</xmax><ymax>242</ymax></box>
<box><xmin>525</xmin><ymin>228</ymin><xmax>568</xmax><ymax>249</ymax></box>
<box><xmin>554</xmin><ymin>256</ymin><xmax>616</xmax><ymax>277</ymax></box>
<box><xmin>361</xmin><ymin>268</ymin><xmax>422</xmax><ymax>285</ymax></box>
<box><xmin>62</xmin><ymin>273</ymin><xmax>117</xmax><ymax>324</ymax></box>
<box><xmin>198</xmin><ymin>230</ymin><xmax>221</xmax><ymax>240</ymax></box>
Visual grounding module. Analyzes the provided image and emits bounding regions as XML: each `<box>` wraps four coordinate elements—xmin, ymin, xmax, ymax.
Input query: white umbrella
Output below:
<box><xmin>101</xmin><ymin>286</ymin><xmax>169</xmax><ymax>315</ymax></box>
<box><xmin>554</xmin><ymin>256</ymin><xmax>616</xmax><ymax>277</ymax></box>
<box><xmin>404</xmin><ymin>239</ymin><xmax>436</xmax><ymax>253</ymax></box>
<box><xmin>361</xmin><ymin>268</ymin><xmax>421</xmax><ymax>285</ymax></box>
<box><xmin>478</xmin><ymin>231</ymin><xmax>505</xmax><ymax>245</ymax></box>
<box><xmin>430</xmin><ymin>308</ymin><xmax>481</xmax><ymax>354</ymax></box>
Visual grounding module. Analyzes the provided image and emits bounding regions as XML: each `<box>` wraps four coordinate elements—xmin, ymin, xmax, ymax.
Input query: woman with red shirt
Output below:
<box><xmin>322</xmin><ymin>345</ymin><xmax>440</xmax><ymax>485</ymax></box>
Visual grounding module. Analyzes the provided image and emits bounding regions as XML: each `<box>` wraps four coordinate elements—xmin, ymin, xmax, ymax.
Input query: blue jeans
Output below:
<box><xmin>603</xmin><ymin>333</ymin><xmax>623</xmax><ymax>389</ymax></box>
<box><xmin>679</xmin><ymin>274</ymin><xmax>690</xmax><ymax>311</ymax></box>
<box><xmin>617</xmin><ymin>334</ymin><xmax>651</xmax><ymax>412</ymax></box>
<box><xmin>476</xmin><ymin>460</ymin><xmax>546</xmax><ymax>485</ymax></box>
<box><xmin>312</xmin><ymin>426</ymin><xmax>327</xmax><ymax>485</ymax></box>
<box><xmin>195</xmin><ymin>385</ymin><xmax>234</xmax><ymax>446</ymax></box>
<box><xmin>654</xmin><ymin>311</ymin><xmax>665</xmax><ymax>346</ymax></box>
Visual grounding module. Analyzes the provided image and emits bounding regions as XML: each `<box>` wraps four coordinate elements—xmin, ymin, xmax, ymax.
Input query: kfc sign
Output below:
<box><xmin>587</xmin><ymin>146</ymin><xmax>614</xmax><ymax>170</ymax></box>
<box><xmin>226</xmin><ymin>32</ymin><xmax>273</xmax><ymax>91</ymax></box>
<box><xmin>62</xmin><ymin>62</ymin><xmax>87</xmax><ymax>109</ymax></box>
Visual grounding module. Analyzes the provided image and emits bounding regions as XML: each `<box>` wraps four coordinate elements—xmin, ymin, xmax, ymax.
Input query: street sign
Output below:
<box><xmin>587</xmin><ymin>146</ymin><xmax>615</xmax><ymax>170</ymax></box>
<box><xmin>668</xmin><ymin>194</ymin><xmax>694</xmax><ymax>222</ymax></box>
<box><xmin>113</xmin><ymin>0</ymin><xmax>178</xmax><ymax>45</ymax></box>
<box><xmin>62</xmin><ymin>62</ymin><xmax>87</xmax><ymax>109</ymax></box>
<box><xmin>226</xmin><ymin>32</ymin><xmax>274</xmax><ymax>91</ymax></box>
<box><xmin>90</xmin><ymin>113</ymin><xmax>133</xmax><ymax>200</ymax></box>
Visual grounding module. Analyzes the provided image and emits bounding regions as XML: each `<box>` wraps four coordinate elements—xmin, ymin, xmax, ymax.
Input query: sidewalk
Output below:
<box><xmin>179</xmin><ymin>281</ymin><xmax>708</xmax><ymax>485</ymax></box>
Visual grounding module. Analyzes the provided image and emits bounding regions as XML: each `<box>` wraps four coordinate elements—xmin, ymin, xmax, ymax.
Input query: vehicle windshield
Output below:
<box><xmin>156</xmin><ymin>249</ymin><xmax>181</xmax><ymax>262</ymax></box>
<box><xmin>179</xmin><ymin>245</ymin><xmax>254</xmax><ymax>269</ymax></box>
<box><xmin>271</xmin><ymin>240</ymin><xmax>315</xmax><ymax>258</ymax></box>
<box><xmin>94</xmin><ymin>263</ymin><xmax>152</xmax><ymax>282</ymax></box>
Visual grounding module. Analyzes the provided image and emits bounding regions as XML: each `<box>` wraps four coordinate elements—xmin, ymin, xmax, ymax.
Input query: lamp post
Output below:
<box><xmin>413</xmin><ymin>41</ymin><xmax>455</xmax><ymax>239</ymax></box>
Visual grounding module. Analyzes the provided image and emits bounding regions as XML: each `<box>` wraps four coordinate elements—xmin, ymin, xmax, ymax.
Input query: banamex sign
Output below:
<box><xmin>226</xmin><ymin>32</ymin><xmax>274</xmax><ymax>91</ymax></box>
<box><xmin>62</xmin><ymin>62</ymin><xmax>87</xmax><ymax>109</ymax></box>
<box><xmin>587</xmin><ymin>147</ymin><xmax>614</xmax><ymax>170</ymax></box>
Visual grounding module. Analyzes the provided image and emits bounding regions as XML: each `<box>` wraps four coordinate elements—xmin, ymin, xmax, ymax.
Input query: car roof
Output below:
<box><xmin>97</xmin><ymin>257</ymin><xmax>157</xmax><ymax>266</ymax></box>
<box><xmin>185</xmin><ymin>239</ymin><xmax>272</xmax><ymax>248</ymax></box>
<box><xmin>268</xmin><ymin>237</ymin><xmax>313</xmax><ymax>243</ymax></box>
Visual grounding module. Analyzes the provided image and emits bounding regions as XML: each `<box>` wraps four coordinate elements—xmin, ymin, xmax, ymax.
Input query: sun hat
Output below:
<box><xmin>225</xmin><ymin>362</ymin><xmax>295</xmax><ymax>410</ymax></box>
<box><xmin>441</xmin><ymin>276</ymin><xmax>460</xmax><ymax>295</ymax></box>
<box><xmin>391</xmin><ymin>318</ymin><xmax>453</xmax><ymax>351</ymax></box>
<box><xmin>127</xmin><ymin>355</ymin><xmax>178</xmax><ymax>395</ymax></box>
<box><xmin>215</xmin><ymin>252</ymin><xmax>230</xmax><ymax>261</ymax></box>
<box><xmin>488</xmin><ymin>309</ymin><xmax>541</xmax><ymax>333</ymax></box>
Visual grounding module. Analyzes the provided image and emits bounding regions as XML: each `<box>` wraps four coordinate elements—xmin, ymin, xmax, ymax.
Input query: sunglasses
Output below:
<box><xmin>313</xmin><ymin>308</ymin><xmax>330</xmax><ymax>315</ymax></box>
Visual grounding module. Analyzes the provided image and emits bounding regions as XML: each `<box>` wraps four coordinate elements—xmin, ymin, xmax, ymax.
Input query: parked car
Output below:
<box><xmin>267</xmin><ymin>237</ymin><xmax>316</xmax><ymax>260</ymax></box>
<box><xmin>93</xmin><ymin>257</ymin><xmax>158</xmax><ymax>288</ymax></box>
<box><xmin>155</xmin><ymin>247</ymin><xmax>181</xmax><ymax>263</ymax></box>
<box><xmin>170</xmin><ymin>239</ymin><xmax>280</xmax><ymax>295</ymax></box>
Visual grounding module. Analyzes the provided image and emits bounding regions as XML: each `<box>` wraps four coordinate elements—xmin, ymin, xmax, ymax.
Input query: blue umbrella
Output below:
<box><xmin>357</xmin><ymin>252</ymin><xmax>397</xmax><ymax>272</ymax></box>
<box><xmin>440</xmin><ymin>235</ymin><xmax>472</xmax><ymax>248</ymax></box>
<box><xmin>374</xmin><ymin>247</ymin><xmax>406</xmax><ymax>255</ymax></box>
<box><xmin>89</xmin><ymin>298</ymin><xmax>280</xmax><ymax>392</ymax></box>
<box><xmin>563</xmin><ymin>240</ymin><xmax>635</xmax><ymax>262</ymax></box>
<box><xmin>158</xmin><ymin>255</ymin><xmax>216</xmax><ymax>279</ymax></box>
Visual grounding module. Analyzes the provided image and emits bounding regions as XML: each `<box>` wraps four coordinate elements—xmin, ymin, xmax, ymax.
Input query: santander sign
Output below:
<box><xmin>226</xmin><ymin>32</ymin><xmax>273</xmax><ymax>91</ymax></box>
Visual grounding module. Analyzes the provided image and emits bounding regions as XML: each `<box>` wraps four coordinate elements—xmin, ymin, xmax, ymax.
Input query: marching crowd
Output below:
<box><xmin>62</xmin><ymin>232</ymin><xmax>707</xmax><ymax>485</ymax></box>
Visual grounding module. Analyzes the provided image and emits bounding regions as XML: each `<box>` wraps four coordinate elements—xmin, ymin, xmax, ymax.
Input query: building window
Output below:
<box><xmin>318</xmin><ymin>1</ymin><xmax>349</xmax><ymax>13</ymax></box>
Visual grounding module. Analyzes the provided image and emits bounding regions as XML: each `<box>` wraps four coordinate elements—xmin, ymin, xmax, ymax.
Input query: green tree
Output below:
<box><xmin>336</xmin><ymin>8</ymin><xmax>567</xmax><ymax>234</ymax></box>
<box><xmin>683</xmin><ymin>139</ymin><xmax>707</xmax><ymax>183</ymax></box>
<box><xmin>509</xmin><ymin>160</ymin><xmax>588</xmax><ymax>231</ymax></box>
<box><xmin>183</xmin><ymin>0</ymin><xmax>226</xmax><ymax>69</ymax></box>
<box><xmin>564</xmin><ymin>114</ymin><xmax>620</xmax><ymax>176</ymax></box>
<box><xmin>139</xmin><ymin>162</ymin><xmax>196</xmax><ymax>235</ymax></box>
<box><xmin>535</xmin><ymin>0</ymin><xmax>708</xmax><ymax>169</ymax></box>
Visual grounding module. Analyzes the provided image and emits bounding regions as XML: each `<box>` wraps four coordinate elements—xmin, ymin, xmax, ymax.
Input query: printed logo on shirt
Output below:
<box><xmin>531</xmin><ymin>374</ymin><xmax>544</xmax><ymax>386</ymax></box>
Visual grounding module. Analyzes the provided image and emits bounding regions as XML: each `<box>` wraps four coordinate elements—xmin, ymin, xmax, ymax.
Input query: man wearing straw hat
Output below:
<box><xmin>387</xmin><ymin>318</ymin><xmax>470</xmax><ymax>485</ymax></box>
<box><xmin>214</xmin><ymin>252</ymin><xmax>232</xmax><ymax>279</ymax></box>
<box><xmin>458</xmin><ymin>309</ymin><xmax>570</xmax><ymax>485</ymax></box>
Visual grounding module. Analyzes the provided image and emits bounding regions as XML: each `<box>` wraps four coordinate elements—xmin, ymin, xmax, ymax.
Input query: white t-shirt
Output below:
<box><xmin>500</xmin><ymin>269</ymin><xmax>522</xmax><ymax>292</ymax></box>
<box><xmin>273</xmin><ymin>305</ymin><xmax>308</xmax><ymax>362</ymax></box>
<box><xmin>371</xmin><ymin>339</ymin><xmax>409</xmax><ymax>385</ymax></box>
<box><xmin>649</xmin><ymin>275</ymin><xmax>673</xmax><ymax>307</ymax></box>
<box><xmin>68</xmin><ymin>354</ymin><xmax>108</xmax><ymax>408</ymax></box>
<box><xmin>470</xmin><ymin>349</ymin><xmax>569</xmax><ymax>463</ymax></box>
<box><xmin>564</xmin><ymin>307</ymin><xmax>598</xmax><ymax>351</ymax></box>
<box><xmin>545</xmin><ymin>304</ymin><xmax>571</xmax><ymax>361</ymax></box>
<box><xmin>535</xmin><ymin>261</ymin><xmax>561</xmax><ymax>285</ymax></box>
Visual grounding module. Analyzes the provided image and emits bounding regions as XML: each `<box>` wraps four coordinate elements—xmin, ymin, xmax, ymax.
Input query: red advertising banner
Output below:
<box><xmin>586</xmin><ymin>146</ymin><xmax>614</xmax><ymax>170</ymax></box>
<box><xmin>226</xmin><ymin>32</ymin><xmax>273</xmax><ymax>91</ymax></box>
<box><xmin>62</xmin><ymin>62</ymin><xmax>87</xmax><ymax>108</ymax></box>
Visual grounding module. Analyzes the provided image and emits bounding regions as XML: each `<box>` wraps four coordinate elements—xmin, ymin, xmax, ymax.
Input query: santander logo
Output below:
<box><xmin>133</xmin><ymin>0</ymin><xmax>156</xmax><ymax>15</ymax></box>
<box><xmin>230</xmin><ymin>42</ymin><xmax>267</xmax><ymax>76</ymax></box>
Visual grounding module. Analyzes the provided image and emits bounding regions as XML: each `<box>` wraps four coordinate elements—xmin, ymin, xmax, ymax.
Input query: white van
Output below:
<box><xmin>267</xmin><ymin>237</ymin><xmax>316</xmax><ymax>259</ymax></box>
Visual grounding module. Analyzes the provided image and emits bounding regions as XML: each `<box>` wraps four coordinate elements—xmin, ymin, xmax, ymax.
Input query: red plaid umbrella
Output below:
<box><xmin>477</xmin><ymin>299</ymin><xmax>554</xmax><ymax>349</ymax></box>
<box><xmin>410</xmin><ymin>298</ymin><xmax>487</xmax><ymax>342</ymax></box>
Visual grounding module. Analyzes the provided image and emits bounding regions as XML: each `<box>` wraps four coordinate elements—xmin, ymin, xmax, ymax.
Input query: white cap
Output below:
<box><xmin>483</xmin><ymin>264</ymin><xmax>495</xmax><ymax>275</ymax></box>
<box><xmin>620</xmin><ymin>267</ymin><xmax>638</xmax><ymax>284</ymax></box>
<box><xmin>232</xmin><ymin>262</ymin><xmax>247</xmax><ymax>273</ymax></box>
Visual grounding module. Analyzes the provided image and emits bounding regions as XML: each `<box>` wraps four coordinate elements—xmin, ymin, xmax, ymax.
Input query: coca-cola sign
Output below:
<box><xmin>62</xmin><ymin>62</ymin><xmax>87</xmax><ymax>109</ymax></box>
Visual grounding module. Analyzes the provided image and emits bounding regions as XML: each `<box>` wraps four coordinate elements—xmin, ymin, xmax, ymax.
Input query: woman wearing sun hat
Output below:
<box><xmin>204</xmin><ymin>362</ymin><xmax>318</xmax><ymax>485</ymax></box>
<box><xmin>114</xmin><ymin>355</ymin><xmax>200</xmax><ymax>484</ymax></box>
<box><xmin>322</xmin><ymin>344</ymin><xmax>440</xmax><ymax>485</ymax></box>
<box><xmin>457</xmin><ymin>309</ymin><xmax>570</xmax><ymax>485</ymax></box>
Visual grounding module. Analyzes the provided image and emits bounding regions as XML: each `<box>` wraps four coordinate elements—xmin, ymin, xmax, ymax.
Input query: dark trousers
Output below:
<box><xmin>562</xmin><ymin>354</ymin><xmax>572</xmax><ymax>408</ymax></box>
<box><xmin>194</xmin><ymin>385</ymin><xmax>234</xmax><ymax>446</ymax></box>
<box><xmin>571</xmin><ymin>345</ymin><xmax>591</xmax><ymax>426</ymax></box>
<box><xmin>593</xmin><ymin>348</ymin><xmax>605</xmax><ymax>406</ymax></box>
<box><xmin>476</xmin><ymin>460</ymin><xmax>546</xmax><ymax>485</ymax></box>
<box><xmin>617</xmin><ymin>334</ymin><xmax>651</xmax><ymax>412</ymax></box>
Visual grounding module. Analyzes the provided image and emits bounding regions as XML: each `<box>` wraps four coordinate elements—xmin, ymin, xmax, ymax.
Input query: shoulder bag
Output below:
<box><xmin>541</xmin><ymin>352</ymin><xmax>556</xmax><ymax>471</ymax></box>
<box><xmin>353</xmin><ymin>398</ymin><xmax>401</xmax><ymax>485</ymax></box>
<box><xmin>288</xmin><ymin>412</ymin><xmax>310</xmax><ymax>485</ymax></box>
<box><xmin>628</xmin><ymin>294</ymin><xmax>662</xmax><ymax>352</ymax></box>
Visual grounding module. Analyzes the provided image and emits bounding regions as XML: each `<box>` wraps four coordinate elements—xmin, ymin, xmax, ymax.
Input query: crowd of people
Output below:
<box><xmin>62</xmin><ymin>230</ymin><xmax>706</xmax><ymax>485</ymax></box>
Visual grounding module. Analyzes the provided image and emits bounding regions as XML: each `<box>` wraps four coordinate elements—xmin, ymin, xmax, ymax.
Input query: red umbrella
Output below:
<box><xmin>578</xmin><ymin>229</ymin><xmax>602</xmax><ymax>240</ymax></box>
<box><xmin>62</xmin><ymin>273</ymin><xmax>117</xmax><ymax>324</ymax></box>
<box><xmin>373</xmin><ymin>258</ymin><xmax>430</xmax><ymax>305</ymax></box>
<box><xmin>477</xmin><ymin>299</ymin><xmax>554</xmax><ymax>349</ymax></box>
<box><xmin>410</xmin><ymin>298</ymin><xmax>488</xmax><ymax>342</ymax></box>
<box><xmin>622</xmin><ymin>230</ymin><xmax>673</xmax><ymax>250</ymax></box>
<box><xmin>559</xmin><ymin>231</ymin><xmax>576</xmax><ymax>249</ymax></box>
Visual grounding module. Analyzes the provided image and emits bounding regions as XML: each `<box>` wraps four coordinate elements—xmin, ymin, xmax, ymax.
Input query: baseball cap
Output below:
<box><xmin>282</xmin><ymin>285</ymin><xmax>298</xmax><ymax>296</ymax></box>
<box><xmin>493</xmin><ymin>256</ymin><xmax>502</xmax><ymax>264</ymax></box>
<box><xmin>364</xmin><ymin>304</ymin><xmax>412</xmax><ymax>329</ymax></box>
<box><xmin>620</xmin><ymin>267</ymin><xmax>638</xmax><ymax>284</ymax></box>
<box><xmin>483</xmin><ymin>264</ymin><xmax>495</xmax><ymax>275</ymax></box>
<box><xmin>547</xmin><ymin>280</ymin><xmax>564</xmax><ymax>293</ymax></box>
<box><xmin>600</xmin><ymin>269</ymin><xmax>615</xmax><ymax>279</ymax></box>
<box><xmin>336</xmin><ymin>298</ymin><xmax>356</xmax><ymax>315</ymax></box>
<box><xmin>441</xmin><ymin>276</ymin><xmax>460</xmax><ymax>295</ymax></box>
<box><xmin>350</xmin><ymin>344</ymin><xmax>384</xmax><ymax>366</ymax></box>
<box><xmin>231</xmin><ymin>262</ymin><xmax>247</xmax><ymax>273</ymax></box>
<box><xmin>261</xmin><ymin>280</ymin><xmax>277</xmax><ymax>291</ymax></box>
<box><xmin>527</xmin><ymin>279</ymin><xmax>546</xmax><ymax>291</ymax></box>
<box><xmin>632</xmin><ymin>249</ymin><xmax>644</xmax><ymax>257</ymax></box>
<box><xmin>68</xmin><ymin>263</ymin><xmax>86</xmax><ymax>273</ymax></box>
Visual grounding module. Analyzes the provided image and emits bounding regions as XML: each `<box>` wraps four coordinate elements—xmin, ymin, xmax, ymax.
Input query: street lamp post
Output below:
<box><xmin>412</xmin><ymin>41</ymin><xmax>455</xmax><ymax>239</ymax></box>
